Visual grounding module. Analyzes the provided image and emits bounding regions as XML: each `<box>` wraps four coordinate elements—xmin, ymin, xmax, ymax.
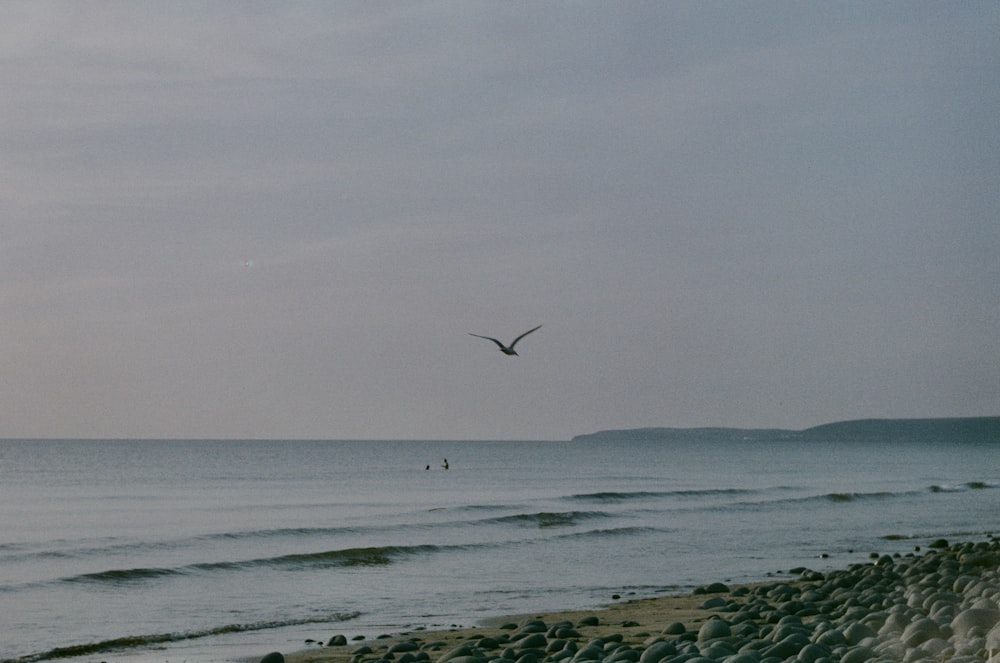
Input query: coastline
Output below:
<box><xmin>275</xmin><ymin>537</ymin><xmax>1000</xmax><ymax>663</ymax></box>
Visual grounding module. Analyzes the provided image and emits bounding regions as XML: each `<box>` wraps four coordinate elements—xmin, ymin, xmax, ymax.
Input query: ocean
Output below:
<box><xmin>1</xmin><ymin>422</ymin><xmax>998</xmax><ymax>662</ymax></box>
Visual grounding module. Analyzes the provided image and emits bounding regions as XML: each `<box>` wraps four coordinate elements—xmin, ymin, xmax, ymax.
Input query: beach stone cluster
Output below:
<box><xmin>280</xmin><ymin>537</ymin><xmax>1000</xmax><ymax>663</ymax></box>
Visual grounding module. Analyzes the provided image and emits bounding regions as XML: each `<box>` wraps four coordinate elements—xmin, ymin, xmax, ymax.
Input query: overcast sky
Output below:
<box><xmin>2</xmin><ymin>2</ymin><xmax>998</xmax><ymax>440</ymax></box>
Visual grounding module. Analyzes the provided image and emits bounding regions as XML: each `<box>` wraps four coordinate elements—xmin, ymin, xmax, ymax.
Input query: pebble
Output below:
<box><xmin>282</xmin><ymin>536</ymin><xmax>1000</xmax><ymax>663</ymax></box>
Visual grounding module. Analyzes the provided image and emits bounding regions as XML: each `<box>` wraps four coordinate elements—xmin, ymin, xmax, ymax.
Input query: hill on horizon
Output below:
<box><xmin>570</xmin><ymin>416</ymin><xmax>1000</xmax><ymax>443</ymax></box>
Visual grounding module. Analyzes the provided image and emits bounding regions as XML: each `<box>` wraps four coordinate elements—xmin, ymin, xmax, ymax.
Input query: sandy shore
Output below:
<box><xmin>268</xmin><ymin>537</ymin><xmax>1000</xmax><ymax>663</ymax></box>
<box><xmin>281</xmin><ymin>592</ymin><xmax>717</xmax><ymax>663</ymax></box>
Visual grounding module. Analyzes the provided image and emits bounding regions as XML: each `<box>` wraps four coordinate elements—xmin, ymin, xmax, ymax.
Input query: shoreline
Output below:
<box><xmin>272</xmin><ymin>537</ymin><xmax>1000</xmax><ymax>663</ymax></box>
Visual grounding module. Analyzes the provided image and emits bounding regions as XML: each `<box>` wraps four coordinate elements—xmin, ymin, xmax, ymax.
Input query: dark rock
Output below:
<box><xmin>328</xmin><ymin>635</ymin><xmax>348</xmax><ymax>646</ymax></box>
<box><xmin>260</xmin><ymin>653</ymin><xmax>285</xmax><ymax>663</ymax></box>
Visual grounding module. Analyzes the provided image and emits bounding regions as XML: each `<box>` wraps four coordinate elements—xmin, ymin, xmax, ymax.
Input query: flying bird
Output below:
<box><xmin>468</xmin><ymin>325</ymin><xmax>542</xmax><ymax>356</ymax></box>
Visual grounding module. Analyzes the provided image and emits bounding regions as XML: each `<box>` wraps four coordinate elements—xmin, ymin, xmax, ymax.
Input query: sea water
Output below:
<box><xmin>1</xmin><ymin>433</ymin><xmax>997</xmax><ymax>662</ymax></box>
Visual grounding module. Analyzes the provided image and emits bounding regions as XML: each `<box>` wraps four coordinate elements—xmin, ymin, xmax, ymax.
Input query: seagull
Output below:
<box><xmin>468</xmin><ymin>325</ymin><xmax>542</xmax><ymax>356</ymax></box>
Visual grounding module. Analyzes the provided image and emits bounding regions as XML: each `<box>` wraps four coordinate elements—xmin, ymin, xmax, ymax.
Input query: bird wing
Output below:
<box><xmin>468</xmin><ymin>333</ymin><xmax>507</xmax><ymax>350</ymax></box>
<box><xmin>509</xmin><ymin>325</ymin><xmax>542</xmax><ymax>349</ymax></box>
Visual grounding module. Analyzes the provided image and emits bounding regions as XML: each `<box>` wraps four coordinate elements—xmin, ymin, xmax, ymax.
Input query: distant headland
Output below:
<box><xmin>570</xmin><ymin>416</ymin><xmax>1000</xmax><ymax>443</ymax></box>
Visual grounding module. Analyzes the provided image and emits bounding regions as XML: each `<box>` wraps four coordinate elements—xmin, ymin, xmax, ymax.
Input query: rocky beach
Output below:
<box><xmin>273</xmin><ymin>537</ymin><xmax>1000</xmax><ymax>663</ymax></box>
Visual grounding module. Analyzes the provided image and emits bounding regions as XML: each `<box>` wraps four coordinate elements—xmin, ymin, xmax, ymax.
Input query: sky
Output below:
<box><xmin>2</xmin><ymin>2</ymin><xmax>998</xmax><ymax>440</ymax></box>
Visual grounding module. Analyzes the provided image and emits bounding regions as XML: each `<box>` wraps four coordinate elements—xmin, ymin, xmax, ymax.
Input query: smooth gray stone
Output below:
<box><xmin>760</xmin><ymin>632</ymin><xmax>810</xmax><ymax>659</ymax></box>
<box><xmin>607</xmin><ymin>647</ymin><xmax>641</xmax><ymax>662</ymax></box>
<box><xmin>985</xmin><ymin>621</ymin><xmax>1000</xmax><ymax>652</ymax></box>
<box><xmin>951</xmin><ymin>607</ymin><xmax>999</xmax><ymax>639</ymax></box>
<box><xmin>901</xmin><ymin>617</ymin><xmax>941</xmax><ymax>647</ymax></box>
<box><xmin>572</xmin><ymin>645</ymin><xmax>604</xmax><ymax>661</ymax></box>
<box><xmin>518</xmin><ymin>620</ymin><xmax>548</xmax><ymax>634</ymax></box>
<box><xmin>476</xmin><ymin>638</ymin><xmax>502</xmax><ymax>650</ymax></box>
<box><xmin>769</xmin><ymin>623</ymin><xmax>808</xmax><ymax>642</ymax></box>
<box><xmin>839</xmin><ymin>646</ymin><xmax>875</xmax><ymax>663</ymax></box>
<box><xmin>578</xmin><ymin>616</ymin><xmax>600</xmax><ymax>627</ymax></box>
<box><xmin>842</xmin><ymin>621</ymin><xmax>876</xmax><ymax>645</ymax></box>
<box><xmin>390</xmin><ymin>641</ymin><xmax>420</xmax><ymax>653</ymax></box>
<box><xmin>914</xmin><ymin>637</ymin><xmax>952</xmax><ymax>658</ymax></box>
<box><xmin>697</xmin><ymin>619</ymin><xmax>731</xmax><ymax>641</ymax></box>
<box><xmin>547</xmin><ymin>621</ymin><xmax>575</xmax><ymax>636</ymax></box>
<box><xmin>722</xmin><ymin>653</ymin><xmax>761</xmax><ymax>663</ymax></box>
<box><xmin>447</xmin><ymin>656</ymin><xmax>486</xmax><ymax>663</ymax></box>
<box><xmin>813</xmin><ymin>628</ymin><xmax>846</xmax><ymax>647</ymax></box>
<box><xmin>878</xmin><ymin>611</ymin><xmax>909</xmax><ymax>635</ymax></box>
<box><xmin>515</xmin><ymin>633</ymin><xmax>548</xmax><ymax>649</ymax></box>
<box><xmin>437</xmin><ymin>644</ymin><xmax>478</xmax><ymax>663</ymax></box>
<box><xmin>328</xmin><ymin>635</ymin><xmax>348</xmax><ymax>646</ymax></box>
<box><xmin>515</xmin><ymin>648</ymin><xmax>543</xmax><ymax>661</ymax></box>
<box><xmin>637</xmin><ymin>640</ymin><xmax>677</xmax><ymax>663</ymax></box>
<box><xmin>697</xmin><ymin>641</ymin><xmax>734</xmax><ymax>659</ymax></box>
<box><xmin>794</xmin><ymin>643</ymin><xmax>830</xmax><ymax>663</ymax></box>
<box><xmin>662</xmin><ymin>622</ymin><xmax>686</xmax><ymax>635</ymax></box>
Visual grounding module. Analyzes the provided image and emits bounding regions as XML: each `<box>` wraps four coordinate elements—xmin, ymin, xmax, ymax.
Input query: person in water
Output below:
<box><xmin>442</xmin><ymin>459</ymin><xmax>449</xmax><ymax>470</ymax></box>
